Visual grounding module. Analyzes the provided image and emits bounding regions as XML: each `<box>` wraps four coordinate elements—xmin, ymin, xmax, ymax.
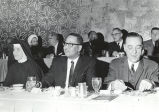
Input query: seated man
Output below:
<box><xmin>44</xmin><ymin>32</ymin><xmax>64</xmax><ymax>58</ymax></box>
<box><xmin>104</xmin><ymin>32</ymin><xmax>159</xmax><ymax>91</ymax></box>
<box><xmin>42</xmin><ymin>33</ymin><xmax>96</xmax><ymax>90</ymax></box>
<box><xmin>144</xmin><ymin>27</ymin><xmax>159</xmax><ymax>56</ymax></box>
<box><xmin>108</xmin><ymin>28</ymin><xmax>125</xmax><ymax>57</ymax></box>
<box><xmin>81</xmin><ymin>31</ymin><xmax>105</xmax><ymax>57</ymax></box>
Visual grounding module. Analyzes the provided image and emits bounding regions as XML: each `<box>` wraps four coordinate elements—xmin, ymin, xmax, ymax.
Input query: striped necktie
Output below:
<box><xmin>131</xmin><ymin>64</ymin><xmax>135</xmax><ymax>74</ymax></box>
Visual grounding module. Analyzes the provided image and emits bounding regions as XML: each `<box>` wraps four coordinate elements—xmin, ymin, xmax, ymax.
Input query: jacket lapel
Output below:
<box><xmin>72</xmin><ymin>56</ymin><xmax>83</xmax><ymax>85</ymax></box>
<box><xmin>62</xmin><ymin>57</ymin><xmax>67</xmax><ymax>85</ymax></box>
<box><xmin>134</xmin><ymin>59</ymin><xmax>144</xmax><ymax>89</ymax></box>
<box><xmin>122</xmin><ymin>57</ymin><xmax>129</xmax><ymax>82</ymax></box>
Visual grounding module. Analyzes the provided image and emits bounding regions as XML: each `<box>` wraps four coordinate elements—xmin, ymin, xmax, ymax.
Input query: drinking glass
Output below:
<box><xmin>92</xmin><ymin>77</ymin><xmax>102</xmax><ymax>94</ymax></box>
<box><xmin>26</xmin><ymin>76</ymin><xmax>42</xmax><ymax>92</ymax></box>
<box><xmin>78</xmin><ymin>82</ymin><xmax>87</xmax><ymax>98</ymax></box>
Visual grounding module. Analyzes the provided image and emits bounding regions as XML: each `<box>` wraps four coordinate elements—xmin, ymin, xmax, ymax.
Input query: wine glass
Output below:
<box><xmin>92</xmin><ymin>77</ymin><xmax>102</xmax><ymax>94</ymax></box>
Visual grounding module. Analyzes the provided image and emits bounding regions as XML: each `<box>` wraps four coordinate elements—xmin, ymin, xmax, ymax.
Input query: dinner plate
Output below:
<box><xmin>12</xmin><ymin>84</ymin><xmax>24</xmax><ymax>87</ymax></box>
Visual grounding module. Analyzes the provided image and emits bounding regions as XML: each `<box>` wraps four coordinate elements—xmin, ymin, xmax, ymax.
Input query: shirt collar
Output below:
<box><xmin>68</xmin><ymin>56</ymin><xmax>79</xmax><ymax>67</ymax></box>
<box><xmin>117</xmin><ymin>39</ymin><xmax>123</xmax><ymax>48</ymax></box>
<box><xmin>127</xmin><ymin>59</ymin><xmax>140</xmax><ymax>71</ymax></box>
<box><xmin>54</xmin><ymin>42</ymin><xmax>59</xmax><ymax>54</ymax></box>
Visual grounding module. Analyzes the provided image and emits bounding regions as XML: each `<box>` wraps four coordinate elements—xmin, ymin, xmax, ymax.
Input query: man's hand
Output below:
<box><xmin>112</xmin><ymin>51</ymin><xmax>119</xmax><ymax>57</ymax></box>
<box><xmin>139</xmin><ymin>79</ymin><xmax>154</xmax><ymax>91</ymax></box>
<box><xmin>108</xmin><ymin>80</ymin><xmax>127</xmax><ymax>91</ymax></box>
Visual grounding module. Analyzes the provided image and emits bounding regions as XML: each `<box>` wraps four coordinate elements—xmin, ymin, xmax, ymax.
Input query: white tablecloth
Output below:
<box><xmin>0</xmin><ymin>89</ymin><xmax>159</xmax><ymax>112</ymax></box>
<box><xmin>97</xmin><ymin>57</ymin><xmax>117</xmax><ymax>63</ymax></box>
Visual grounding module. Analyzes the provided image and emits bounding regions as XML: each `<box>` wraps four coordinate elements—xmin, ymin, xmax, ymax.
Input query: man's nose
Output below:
<box><xmin>132</xmin><ymin>48</ymin><xmax>137</xmax><ymax>54</ymax></box>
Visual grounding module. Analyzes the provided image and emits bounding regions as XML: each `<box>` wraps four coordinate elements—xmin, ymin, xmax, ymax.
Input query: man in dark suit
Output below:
<box><xmin>81</xmin><ymin>31</ymin><xmax>99</xmax><ymax>57</ymax></box>
<box><xmin>104</xmin><ymin>32</ymin><xmax>159</xmax><ymax>91</ymax></box>
<box><xmin>108</xmin><ymin>28</ymin><xmax>125</xmax><ymax>57</ymax></box>
<box><xmin>144</xmin><ymin>27</ymin><xmax>159</xmax><ymax>56</ymax></box>
<box><xmin>45</xmin><ymin>32</ymin><xmax>64</xmax><ymax>58</ymax></box>
<box><xmin>42</xmin><ymin>33</ymin><xmax>96</xmax><ymax>90</ymax></box>
<box><xmin>81</xmin><ymin>31</ymin><xmax>109</xmax><ymax>57</ymax></box>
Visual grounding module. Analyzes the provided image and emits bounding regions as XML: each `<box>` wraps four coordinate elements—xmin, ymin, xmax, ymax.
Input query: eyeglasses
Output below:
<box><xmin>111</xmin><ymin>33</ymin><xmax>121</xmax><ymax>36</ymax></box>
<box><xmin>63</xmin><ymin>42</ymin><xmax>81</xmax><ymax>47</ymax></box>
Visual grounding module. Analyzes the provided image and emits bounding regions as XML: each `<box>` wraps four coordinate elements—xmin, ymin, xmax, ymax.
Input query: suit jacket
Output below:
<box><xmin>42</xmin><ymin>56</ymin><xmax>96</xmax><ymax>90</ymax></box>
<box><xmin>56</xmin><ymin>42</ymin><xmax>64</xmax><ymax>56</ymax></box>
<box><xmin>81</xmin><ymin>41</ymin><xmax>108</xmax><ymax>57</ymax></box>
<box><xmin>143</xmin><ymin>39</ymin><xmax>154</xmax><ymax>56</ymax></box>
<box><xmin>108</xmin><ymin>41</ymin><xmax>124</xmax><ymax>56</ymax></box>
<box><xmin>104</xmin><ymin>56</ymin><xmax>159</xmax><ymax>90</ymax></box>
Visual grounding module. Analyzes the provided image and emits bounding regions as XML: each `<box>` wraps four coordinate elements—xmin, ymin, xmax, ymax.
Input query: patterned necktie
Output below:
<box><xmin>131</xmin><ymin>64</ymin><xmax>135</xmax><ymax>74</ymax></box>
<box><xmin>69</xmin><ymin>61</ymin><xmax>74</xmax><ymax>86</ymax></box>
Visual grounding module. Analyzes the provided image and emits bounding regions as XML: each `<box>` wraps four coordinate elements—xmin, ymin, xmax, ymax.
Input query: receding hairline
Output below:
<box><xmin>125</xmin><ymin>35</ymin><xmax>143</xmax><ymax>45</ymax></box>
<box><xmin>65</xmin><ymin>33</ymin><xmax>83</xmax><ymax>44</ymax></box>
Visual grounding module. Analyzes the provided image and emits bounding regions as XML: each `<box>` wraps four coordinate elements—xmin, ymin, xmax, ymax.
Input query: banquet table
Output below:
<box><xmin>0</xmin><ymin>59</ymin><xmax>8</xmax><ymax>82</ymax></box>
<box><xmin>97</xmin><ymin>57</ymin><xmax>117</xmax><ymax>63</ymax></box>
<box><xmin>0</xmin><ymin>88</ymin><xmax>159</xmax><ymax>112</ymax></box>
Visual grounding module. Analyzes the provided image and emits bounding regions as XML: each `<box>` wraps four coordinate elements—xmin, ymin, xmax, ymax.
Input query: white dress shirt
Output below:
<box><xmin>128</xmin><ymin>60</ymin><xmax>139</xmax><ymax>72</ymax></box>
<box><xmin>117</xmin><ymin>40</ymin><xmax>123</xmax><ymax>49</ymax></box>
<box><xmin>54</xmin><ymin>42</ymin><xmax>58</xmax><ymax>55</ymax></box>
<box><xmin>65</xmin><ymin>57</ymin><xmax>79</xmax><ymax>88</ymax></box>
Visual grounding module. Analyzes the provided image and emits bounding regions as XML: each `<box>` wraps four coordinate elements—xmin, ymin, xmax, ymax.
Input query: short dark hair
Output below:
<box><xmin>66</xmin><ymin>33</ymin><xmax>83</xmax><ymax>44</ymax></box>
<box><xmin>88</xmin><ymin>31</ymin><xmax>96</xmax><ymax>37</ymax></box>
<box><xmin>124</xmin><ymin>32</ymin><xmax>143</xmax><ymax>44</ymax></box>
<box><xmin>151</xmin><ymin>27</ymin><xmax>159</xmax><ymax>33</ymax></box>
<box><xmin>112</xmin><ymin>28</ymin><xmax>122</xmax><ymax>33</ymax></box>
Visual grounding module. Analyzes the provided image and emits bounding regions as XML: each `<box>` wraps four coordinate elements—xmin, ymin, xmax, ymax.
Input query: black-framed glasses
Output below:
<box><xmin>63</xmin><ymin>42</ymin><xmax>81</xmax><ymax>47</ymax></box>
<box><xmin>111</xmin><ymin>33</ymin><xmax>121</xmax><ymax>36</ymax></box>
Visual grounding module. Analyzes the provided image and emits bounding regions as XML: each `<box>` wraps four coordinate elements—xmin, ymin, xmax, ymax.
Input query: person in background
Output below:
<box><xmin>4</xmin><ymin>40</ymin><xmax>44</xmax><ymax>86</ymax></box>
<box><xmin>42</xmin><ymin>33</ymin><xmax>96</xmax><ymax>90</ymax></box>
<box><xmin>5</xmin><ymin>38</ymin><xmax>19</xmax><ymax>68</ymax></box>
<box><xmin>27</xmin><ymin>34</ymin><xmax>49</xmax><ymax>73</ymax></box>
<box><xmin>96</xmin><ymin>32</ymin><xmax>109</xmax><ymax>56</ymax></box>
<box><xmin>27</xmin><ymin>34</ymin><xmax>38</xmax><ymax>47</ymax></box>
<box><xmin>121</xmin><ymin>29</ymin><xmax>128</xmax><ymax>44</ymax></box>
<box><xmin>104</xmin><ymin>32</ymin><xmax>159</xmax><ymax>91</ymax></box>
<box><xmin>108</xmin><ymin>28</ymin><xmax>125</xmax><ymax>57</ymax></box>
<box><xmin>45</xmin><ymin>32</ymin><xmax>64</xmax><ymax>58</ymax></box>
<box><xmin>144</xmin><ymin>27</ymin><xmax>159</xmax><ymax>56</ymax></box>
<box><xmin>81</xmin><ymin>31</ymin><xmax>101</xmax><ymax>57</ymax></box>
<box><xmin>153</xmin><ymin>39</ymin><xmax>159</xmax><ymax>56</ymax></box>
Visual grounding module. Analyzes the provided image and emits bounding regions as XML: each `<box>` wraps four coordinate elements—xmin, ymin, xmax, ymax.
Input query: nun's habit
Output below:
<box><xmin>4</xmin><ymin>40</ymin><xmax>44</xmax><ymax>87</ymax></box>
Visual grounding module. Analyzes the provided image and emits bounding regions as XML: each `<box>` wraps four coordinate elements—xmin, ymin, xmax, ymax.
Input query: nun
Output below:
<box><xmin>4</xmin><ymin>40</ymin><xmax>44</xmax><ymax>87</ymax></box>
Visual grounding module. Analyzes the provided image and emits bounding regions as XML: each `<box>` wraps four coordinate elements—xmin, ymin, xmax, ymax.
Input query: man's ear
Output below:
<box><xmin>78</xmin><ymin>45</ymin><xmax>82</xmax><ymax>52</ymax></box>
<box><xmin>141</xmin><ymin>49</ymin><xmax>145</xmax><ymax>55</ymax></box>
<box><xmin>120</xmin><ymin>33</ymin><xmax>123</xmax><ymax>38</ymax></box>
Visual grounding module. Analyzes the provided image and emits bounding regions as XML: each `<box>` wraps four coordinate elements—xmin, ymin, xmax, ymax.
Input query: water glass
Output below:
<box><xmin>26</xmin><ymin>76</ymin><xmax>42</xmax><ymax>92</ymax></box>
<box><xmin>92</xmin><ymin>77</ymin><xmax>102</xmax><ymax>94</ymax></box>
<box><xmin>78</xmin><ymin>82</ymin><xmax>88</xmax><ymax>98</ymax></box>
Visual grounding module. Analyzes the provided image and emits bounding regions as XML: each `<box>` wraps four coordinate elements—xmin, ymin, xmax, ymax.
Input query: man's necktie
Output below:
<box><xmin>116</xmin><ymin>42</ymin><xmax>120</xmax><ymax>49</ymax></box>
<box><xmin>69</xmin><ymin>61</ymin><xmax>74</xmax><ymax>86</ymax></box>
<box><xmin>131</xmin><ymin>64</ymin><xmax>135</xmax><ymax>74</ymax></box>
